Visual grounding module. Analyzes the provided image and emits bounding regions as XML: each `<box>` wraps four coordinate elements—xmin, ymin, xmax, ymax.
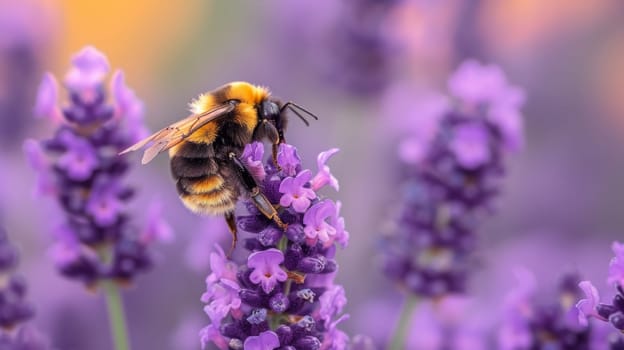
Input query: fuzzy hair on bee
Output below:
<box><xmin>119</xmin><ymin>81</ymin><xmax>317</xmax><ymax>254</ymax></box>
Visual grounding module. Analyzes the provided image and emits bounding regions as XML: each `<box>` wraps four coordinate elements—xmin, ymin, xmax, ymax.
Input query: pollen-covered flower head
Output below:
<box><xmin>200</xmin><ymin>142</ymin><xmax>350</xmax><ymax>349</ymax></box>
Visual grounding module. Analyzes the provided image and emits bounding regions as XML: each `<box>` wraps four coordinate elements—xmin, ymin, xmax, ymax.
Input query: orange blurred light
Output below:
<box><xmin>479</xmin><ymin>0</ymin><xmax>615</xmax><ymax>56</ymax></box>
<box><xmin>54</xmin><ymin>0</ymin><xmax>207</xmax><ymax>93</ymax></box>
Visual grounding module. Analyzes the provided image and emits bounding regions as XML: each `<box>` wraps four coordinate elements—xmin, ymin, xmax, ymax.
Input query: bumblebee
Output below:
<box><xmin>120</xmin><ymin>81</ymin><xmax>316</xmax><ymax>252</ymax></box>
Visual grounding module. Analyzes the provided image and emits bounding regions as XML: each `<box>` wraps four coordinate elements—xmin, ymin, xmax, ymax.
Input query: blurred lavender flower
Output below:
<box><xmin>0</xmin><ymin>1</ymin><xmax>55</xmax><ymax>149</ymax></box>
<box><xmin>324</xmin><ymin>0</ymin><xmax>402</xmax><ymax>97</ymax></box>
<box><xmin>200</xmin><ymin>142</ymin><xmax>350</xmax><ymax>349</ymax></box>
<box><xmin>577</xmin><ymin>241</ymin><xmax>624</xmax><ymax>347</ymax></box>
<box><xmin>0</xmin><ymin>227</ymin><xmax>49</xmax><ymax>349</ymax></box>
<box><xmin>380</xmin><ymin>60</ymin><xmax>525</xmax><ymax>298</ymax></box>
<box><xmin>25</xmin><ymin>46</ymin><xmax>170</xmax><ymax>287</ymax></box>
<box><xmin>499</xmin><ymin>270</ymin><xmax>592</xmax><ymax>350</ymax></box>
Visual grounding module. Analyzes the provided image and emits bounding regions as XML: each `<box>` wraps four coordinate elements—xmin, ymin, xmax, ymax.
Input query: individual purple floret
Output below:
<box><xmin>200</xmin><ymin>142</ymin><xmax>349</xmax><ymax>350</ymax></box>
<box><xmin>0</xmin><ymin>228</ymin><xmax>49</xmax><ymax>349</ymax></box>
<box><xmin>577</xmin><ymin>241</ymin><xmax>624</xmax><ymax>349</ymax></box>
<box><xmin>380</xmin><ymin>60</ymin><xmax>525</xmax><ymax>297</ymax></box>
<box><xmin>499</xmin><ymin>270</ymin><xmax>591</xmax><ymax>350</ymax></box>
<box><xmin>25</xmin><ymin>46</ymin><xmax>170</xmax><ymax>287</ymax></box>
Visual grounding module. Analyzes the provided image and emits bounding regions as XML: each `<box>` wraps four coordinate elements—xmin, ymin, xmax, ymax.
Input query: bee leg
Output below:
<box><xmin>224</xmin><ymin>212</ymin><xmax>237</xmax><ymax>258</ymax></box>
<box><xmin>272</xmin><ymin>143</ymin><xmax>280</xmax><ymax>170</ymax></box>
<box><xmin>228</xmin><ymin>153</ymin><xmax>287</xmax><ymax>231</ymax></box>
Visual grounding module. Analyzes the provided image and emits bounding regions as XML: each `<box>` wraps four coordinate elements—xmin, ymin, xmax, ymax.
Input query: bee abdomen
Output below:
<box><xmin>177</xmin><ymin>175</ymin><xmax>225</xmax><ymax>194</ymax></box>
<box><xmin>175</xmin><ymin>173</ymin><xmax>239</xmax><ymax>216</ymax></box>
<box><xmin>178</xmin><ymin>179</ymin><xmax>238</xmax><ymax>215</ymax></box>
<box><xmin>170</xmin><ymin>156</ymin><xmax>219</xmax><ymax>178</ymax></box>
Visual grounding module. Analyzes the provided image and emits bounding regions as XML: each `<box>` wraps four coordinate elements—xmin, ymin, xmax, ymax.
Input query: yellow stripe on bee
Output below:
<box><xmin>183</xmin><ymin>190</ymin><xmax>232</xmax><ymax>206</ymax></box>
<box><xmin>225</xmin><ymin>82</ymin><xmax>270</xmax><ymax>132</ymax></box>
<box><xmin>186</xmin><ymin>122</ymin><xmax>218</xmax><ymax>144</ymax></box>
<box><xmin>181</xmin><ymin>191</ymin><xmax>236</xmax><ymax>215</ymax></box>
<box><xmin>187</xmin><ymin>175</ymin><xmax>225</xmax><ymax>193</ymax></box>
<box><xmin>187</xmin><ymin>81</ymin><xmax>269</xmax><ymax>136</ymax></box>
<box><xmin>225</xmin><ymin>82</ymin><xmax>270</xmax><ymax>105</ymax></box>
<box><xmin>235</xmin><ymin>104</ymin><xmax>259</xmax><ymax>132</ymax></box>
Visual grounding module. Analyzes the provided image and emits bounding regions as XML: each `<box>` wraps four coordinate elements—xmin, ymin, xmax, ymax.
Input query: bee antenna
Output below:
<box><xmin>288</xmin><ymin>102</ymin><xmax>319</xmax><ymax>120</ymax></box>
<box><xmin>280</xmin><ymin>102</ymin><xmax>319</xmax><ymax>127</ymax></box>
<box><xmin>288</xmin><ymin>106</ymin><xmax>310</xmax><ymax>127</ymax></box>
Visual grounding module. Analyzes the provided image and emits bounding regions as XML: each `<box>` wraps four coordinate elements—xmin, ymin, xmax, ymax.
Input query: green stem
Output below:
<box><xmin>103</xmin><ymin>281</ymin><xmax>131</xmax><ymax>350</ymax></box>
<box><xmin>388</xmin><ymin>295</ymin><xmax>418</xmax><ymax>350</ymax></box>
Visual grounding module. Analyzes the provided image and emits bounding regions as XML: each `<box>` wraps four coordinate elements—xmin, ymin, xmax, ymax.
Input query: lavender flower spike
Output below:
<box><xmin>200</xmin><ymin>142</ymin><xmax>350</xmax><ymax>349</ymax></box>
<box><xmin>26</xmin><ymin>46</ymin><xmax>171</xmax><ymax>350</ymax></box>
<box><xmin>380</xmin><ymin>60</ymin><xmax>525</xmax><ymax>298</ymax></box>
<box><xmin>0</xmin><ymin>228</ymin><xmax>49</xmax><ymax>349</ymax></box>
<box><xmin>26</xmin><ymin>45</ymin><xmax>170</xmax><ymax>286</ymax></box>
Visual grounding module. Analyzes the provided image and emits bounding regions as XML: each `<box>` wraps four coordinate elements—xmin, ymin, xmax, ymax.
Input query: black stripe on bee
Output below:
<box><xmin>170</xmin><ymin>156</ymin><xmax>219</xmax><ymax>178</ymax></box>
<box><xmin>212</xmin><ymin>85</ymin><xmax>231</xmax><ymax>103</ymax></box>
<box><xmin>213</xmin><ymin>121</ymin><xmax>253</xmax><ymax>148</ymax></box>
<box><xmin>173</xmin><ymin>142</ymin><xmax>215</xmax><ymax>158</ymax></box>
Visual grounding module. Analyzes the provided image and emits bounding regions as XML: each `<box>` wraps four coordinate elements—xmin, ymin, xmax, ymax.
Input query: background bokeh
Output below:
<box><xmin>1</xmin><ymin>0</ymin><xmax>624</xmax><ymax>349</ymax></box>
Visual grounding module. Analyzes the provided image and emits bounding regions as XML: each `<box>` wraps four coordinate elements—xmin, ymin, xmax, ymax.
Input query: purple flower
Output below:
<box><xmin>448</xmin><ymin>59</ymin><xmax>508</xmax><ymax>106</ymax></box>
<box><xmin>243</xmin><ymin>331</ymin><xmax>280</xmax><ymax>350</ymax></box>
<box><xmin>27</xmin><ymin>46</ymin><xmax>165</xmax><ymax>285</ymax></box>
<box><xmin>277</xmin><ymin>143</ymin><xmax>301</xmax><ymax>177</ymax></box>
<box><xmin>199</xmin><ymin>324</ymin><xmax>228</xmax><ymax>350</ymax></box>
<box><xmin>49</xmin><ymin>225</ymin><xmax>82</xmax><ymax>268</ymax></box>
<box><xmin>34</xmin><ymin>73</ymin><xmax>61</xmax><ymax>122</ymax></box>
<box><xmin>206</xmin><ymin>245</ymin><xmax>238</xmax><ymax>285</ymax></box>
<box><xmin>576</xmin><ymin>281</ymin><xmax>604</xmax><ymax>326</ymax></box>
<box><xmin>499</xmin><ymin>272</ymin><xmax>592</xmax><ymax>349</ymax></box>
<box><xmin>279</xmin><ymin>170</ymin><xmax>316</xmax><ymax>213</ymax></box>
<box><xmin>0</xmin><ymin>229</ymin><xmax>46</xmax><ymax>346</ymax></box>
<box><xmin>303</xmin><ymin>199</ymin><xmax>338</xmax><ymax>245</ymax></box>
<box><xmin>322</xmin><ymin>314</ymin><xmax>350</xmax><ymax>350</ymax></box>
<box><xmin>318</xmin><ymin>285</ymin><xmax>347</xmax><ymax>324</ymax></box>
<box><xmin>85</xmin><ymin>179</ymin><xmax>124</xmax><ymax>227</ymax></box>
<box><xmin>575</xmin><ymin>241</ymin><xmax>624</xmax><ymax>334</ymax></box>
<box><xmin>200</xmin><ymin>142</ymin><xmax>349</xmax><ymax>349</ymax></box>
<box><xmin>0</xmin><ymin>325</ymin><xmax>50</xmax><ymax>350</ymax></box>
<box><xmin>310</xmin><ymin>148</ymin><xmax>339</xmax><ymax>191</ymax></box>
<box><xmin>111</xmin><ymin>70</ymin><xmax>148</xmax><ymax>143</ymax></box>
<box><xmin>381</xmin><ymin>60</ymin><xmax>525</xmax><ymax>299</ymax></box>
<box><xmin>203</xmin><ymin>280</ymin><xmax>241</xmax><ymax>324</ymax></box>
<box><xmin>448</xmin><ymin>59</ymin><xmax>525</xmax><ymax>153</ymax></box>
<box><xmin>242</xmin><ymin>142</ymin><xmax>267</xmax><ymax>181</ymax></box>
<box><xmin>449</xmin><ymin>123</ymin><xmax>491</xmax><ymax>169</ymax></box>
<box><xmin>64</xmin><ymin>46</ymin><xmax>110</xmax><ymax>95</ymax></box>
<box><xmin>23</xmin><ymin>139</ymin><xmax>55</xmax><ymax>196</ymax></box>
<box><xmin>248</xmin><ymin>249</ymin><xmax>288</xmax><ymax>294</ymax></box>
<box><xmin>330</xmin><ymin>201</ymin><xmax>349</xmax><ymax>248</ymax></box>
<box><xmin>56</xmin><ymin>131</ymin><xmax>99</xmax><ymax>181</ymax></box>
<box><xmin>608</xmin><ymin>241</ymin><xmax>624</xmax><ymax>288</ymax></box>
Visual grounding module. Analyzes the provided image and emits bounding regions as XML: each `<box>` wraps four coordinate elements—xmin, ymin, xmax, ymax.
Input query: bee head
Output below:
<box><xmin>253</xmin><ymin>99</ymin><xmax>286</xmax><ymax>144</ymax></box>
<box><xmin>253</xmin><ymin>98</ymin><xmax>317</xmax><ymax>144</ymax></box>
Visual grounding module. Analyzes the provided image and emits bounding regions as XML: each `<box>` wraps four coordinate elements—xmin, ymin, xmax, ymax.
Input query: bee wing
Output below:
<box><xmin>119</xmin><ymin>102</ymin><xmax>236</xmax><ymax>164</ymax></box>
